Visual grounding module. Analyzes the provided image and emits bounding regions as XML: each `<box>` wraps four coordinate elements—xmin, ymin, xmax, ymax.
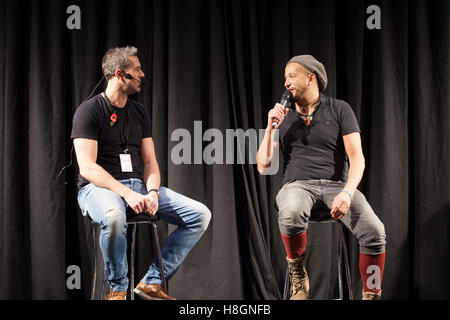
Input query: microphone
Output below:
<box><xmin>271</xmin><ymin>90</ymin><xmax>292</xmax><ymax>128</ymax></box>
<box><xmin>123</xmin><ymin>71</ymin><xmax>146</xmax><ymax>87</ymax></box>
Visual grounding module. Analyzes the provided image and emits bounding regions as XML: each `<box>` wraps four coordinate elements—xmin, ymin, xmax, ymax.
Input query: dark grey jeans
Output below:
<box><xmin>276</xmin><ymin>179</ymin><xmax>386</xmax><ymax>255</ymax></box>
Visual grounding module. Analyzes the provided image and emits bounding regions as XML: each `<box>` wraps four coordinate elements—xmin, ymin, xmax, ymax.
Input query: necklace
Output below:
<box><xmin>300</xmin><ymin>95</ymin><xmax>320</xmax><ymax>126</ymax></box>
<box><xmin>301</xmin><ymin>114</ymin><xmax>313</xmax><ymax>126</ymax></box>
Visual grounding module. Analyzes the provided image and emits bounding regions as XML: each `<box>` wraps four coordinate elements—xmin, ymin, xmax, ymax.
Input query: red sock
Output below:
<box><xmin>359</xmin><ymin>252</ymin><xmax>385</xmax><ymax>293</ymax></box>
<box><xmin>281</xmin><ymin>232</ymin><xmax>307</xmax><ymax>259</ymax></box>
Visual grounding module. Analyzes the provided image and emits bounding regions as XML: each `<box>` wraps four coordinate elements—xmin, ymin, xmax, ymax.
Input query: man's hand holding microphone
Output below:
<box><xmin>268</xmin><ymin>90</ymin><xmax>292</xmax><ymax>130</ymax></box>
<box><xmin>257</xmin><ymin>91</ymin><xmax>292</xmax><ymax>174</ymax></box>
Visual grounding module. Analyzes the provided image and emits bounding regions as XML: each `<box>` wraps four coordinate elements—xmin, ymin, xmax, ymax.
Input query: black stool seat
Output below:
<box><xmin>126</xmin><ymin>210</ymin><xmax>160</xmax><ymax>222</ymax></box>
<box><xmin>89</xmin><ymin>208</ymin><xmax>167</xmax><ymax>300</ymax></box>
<box><xmin>309</xmin><ymin>203</ymin><xmax>333</xmax><ymax>221</ymax></box>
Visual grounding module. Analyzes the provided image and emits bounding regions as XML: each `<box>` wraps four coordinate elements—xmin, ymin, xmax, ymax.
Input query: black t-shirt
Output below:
<box><xmin>71</xmin><ymin>93</ymin><xmax>152</xmax><ymax>189</ymax></box>
<box><xmin>278</xmin><ymin>94</ymin><xmax>360</xmax><ymax>184</ymax></box>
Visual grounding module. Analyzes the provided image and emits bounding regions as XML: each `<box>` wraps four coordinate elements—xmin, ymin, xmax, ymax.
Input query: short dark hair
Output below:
<box><xmin>102</xmin><ymin>46</ymin><xmax>138</xmax><ymax>80</ymax></box>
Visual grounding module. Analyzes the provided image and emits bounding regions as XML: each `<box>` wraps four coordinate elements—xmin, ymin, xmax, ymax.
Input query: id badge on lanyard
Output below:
<box><xmin>102</xmin><ymin>92</ymin><xmax>134</xmax><ymax>173</ymax></box>
<box><xmin>118</xmin><ymin>105</ymin><xmax>132</xmax><ymax>172</ymax></box>
<box><xmin>120</xmin><ymin>152</ymin><xmax>133</xmax><ymax>172</ymax></box>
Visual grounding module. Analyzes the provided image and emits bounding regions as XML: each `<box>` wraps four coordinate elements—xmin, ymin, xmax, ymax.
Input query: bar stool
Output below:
<box><xmin>90</xmin><ymin>209</ymin><xmax>167</xmax><ymax>300</ymax></box>
<box><xmin>282</xmin><ymin>205</ymin><xmax>353</xmax><ymax>300</ymax></box>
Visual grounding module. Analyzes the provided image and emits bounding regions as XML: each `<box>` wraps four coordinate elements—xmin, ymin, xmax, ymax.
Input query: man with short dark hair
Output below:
<box><xmin>257</xmin><ymin>55</ymin><xmax>386</xmax><ymax>300</ymax></box>
<box><xmin>71</xmin><ymin>46</ymin><xmax>211</xmax><ymax>300</ymax></box>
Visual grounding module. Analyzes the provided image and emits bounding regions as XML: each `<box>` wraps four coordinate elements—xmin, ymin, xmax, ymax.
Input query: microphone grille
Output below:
<box><xmin>282</xmin><ymin>90</ymin><xmax>292</xmax><ymax>100</ymax></box>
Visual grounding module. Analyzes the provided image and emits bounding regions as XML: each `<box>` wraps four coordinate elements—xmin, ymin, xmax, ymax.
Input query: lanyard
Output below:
<box><xmin>102</xmin><ymin>92</ymin><xmax>130</xmax><ymax>153</ymax></box>
<box><xmin>118</xmin><ymin>107</ymin><xmax>130</xmax><ymax>153</ymax></box>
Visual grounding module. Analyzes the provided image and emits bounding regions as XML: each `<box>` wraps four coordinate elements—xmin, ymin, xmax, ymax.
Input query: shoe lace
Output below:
<box><xmin>289</xmin><ymin>261</ymin><xmax>307</xmax><ymax>294</ymax></box>
<box><xmin>363</xmin><ymin>290</ymin><xmax>381</xmax><ymax>299</ymax></box>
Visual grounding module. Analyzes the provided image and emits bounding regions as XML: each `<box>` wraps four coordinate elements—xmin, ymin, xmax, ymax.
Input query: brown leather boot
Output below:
<box><xmin>287</xmin><ymin>255</ymin><xmax>310</xmax><ymax>300</ymax></box>
<box><xmin>104</xmin><ymin>290</ymin><xmax>127</xmax><ymax>300</ymax></box>
<box><xmin>362</xmin><ymin>290</ymin><xmax>382</xmax><ymax>300</ymax></box>
<box><xmin>134</xmin><ymin>282</ymin><xmax>176</xmax><ymax>300</ymax></box>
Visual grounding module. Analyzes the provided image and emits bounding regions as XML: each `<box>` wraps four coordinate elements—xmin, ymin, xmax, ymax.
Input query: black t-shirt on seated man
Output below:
<box><xmin>278</xmin><ymin>94</ymin><xmax>361</xmax><ymax>185</ymax></box>
<box><xmin>71</xmin><ymin>93</ymin><xmax>152</xmax><ymax>189</ymax></box>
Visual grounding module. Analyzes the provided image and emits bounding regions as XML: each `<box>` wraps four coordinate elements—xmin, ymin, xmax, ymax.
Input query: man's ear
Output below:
<box><xmin>308</xmin><ymin>72</ymin><xmax>316</xmax><ymax>84</ymax></box>
<box><xmin>308</xmin><ymin>73</ymin><xmax>316</xmax><ymax>87</ymax></box>
<box><xmin>114</xmin><ymin>69</ymin><xmax>123</xmax><ymax>80</ymax></box>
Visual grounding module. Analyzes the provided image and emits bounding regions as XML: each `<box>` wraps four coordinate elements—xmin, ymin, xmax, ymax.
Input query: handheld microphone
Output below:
<box><xmin>271</xmin><ymin>90</ymin><xmax>292</xmax><ymax>128</ymax></box>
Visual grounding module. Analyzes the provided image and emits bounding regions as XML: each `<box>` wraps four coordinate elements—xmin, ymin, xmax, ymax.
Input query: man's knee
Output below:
<box><xmin>278</xmin><ymin>203</ymin><xmax>310</xmax><ymax>236</ymax></box>
<box><xmin>198</xmin><ymin>204</ymin><xmax>211</xmax><ymax>232</ymax></box>
<box><xmin>105</xmin><ymin>208</ymin><xmax>121</xmax><ymax>217</ymax></box>
<box><xmin>103</xmin><ymin>209</ymin><xmax>127</xmax><ymax>232</ymax></box>
<box><xmin>359</xmin><ymin>220</ymin><xmax>386</xmax><ymax>254</ymax></box>
<box><xmin>186</xmin><ymin>202</ymin><xmax>211</xmax><ymax>232</ymax></box>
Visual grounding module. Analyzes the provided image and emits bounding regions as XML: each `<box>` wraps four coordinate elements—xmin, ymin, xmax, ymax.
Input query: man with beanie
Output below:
<box><xmin>257</xmin><ymin>55</ymin><xmax>386</xmax><ymax>300</ymax></box>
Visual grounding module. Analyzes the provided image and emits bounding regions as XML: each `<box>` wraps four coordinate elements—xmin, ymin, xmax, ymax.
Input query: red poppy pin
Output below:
<box><xmin>110</xmin><ymin>113</ymin><xmax>117</xmax><ymax>126</ymax></box>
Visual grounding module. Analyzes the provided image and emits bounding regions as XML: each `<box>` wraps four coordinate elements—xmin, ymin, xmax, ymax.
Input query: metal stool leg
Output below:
<box><xmin>91</xmin><ymin>221</ymin><xmax>97</xmax><ymax>300</ymax></box>
<box><xmin>91</xmin><ymin>217</ymin><xmax>168</xmax><ymax>300</ymax></box>
<box><xmin>337</xmin><ymin>224</ymin><xmax>344</xmax><ymax>300</ymax></box>
<box><xmin>91</xmin><ymin>220</ymin><xmax>107</xmax><ymax>300</ymax></box>
<box><xmin>100</xmin><ymin>271</ymin><xmax>106</xmax><ymax>300</ymax></box>
<box><xmin>283</xmin><ymin>266</ymin><xmax>290</xmax><ymax>300</ymax></box>
<box><xmin>130</xmin><ymin>223</ymin><xmax>137</xmax><ymax>300</ymax></box>
<box><xmin>280</xmin><ymin>221</ymin><xmax>353</xmax><ymax>300</ymax></box>
<box><xmin>339</xmin><ymin>222</ymin><xmax>353</xmax><ymax>300</ymax></box>
<box><xmin>151</xmin><ymin>222</ymin><xmax>168</xmax><ymax>293</ymax></box>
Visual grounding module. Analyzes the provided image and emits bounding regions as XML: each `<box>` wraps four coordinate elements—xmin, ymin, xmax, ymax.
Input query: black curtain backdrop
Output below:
<box><xmin>0</xmin><ymin>0</ymin><xmax>448</xmax><ymax>300</ymax></box>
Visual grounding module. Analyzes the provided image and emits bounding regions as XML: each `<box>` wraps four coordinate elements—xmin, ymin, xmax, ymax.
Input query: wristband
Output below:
<box><xmin>148</xmin><ymin>189</ymin><xmax>160</xmax><ymax>197</ymax></box>
<box><xmin>342</xmin><ymin>189</ymin><xmax>353</xmax><ymax>201</ymax></box>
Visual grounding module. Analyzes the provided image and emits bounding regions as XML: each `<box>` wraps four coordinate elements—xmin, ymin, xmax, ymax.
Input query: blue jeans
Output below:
<box><xmin>77</xmin><ymin>178</ymin><xmax>211</xmax><ymax>292</ymax></box>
